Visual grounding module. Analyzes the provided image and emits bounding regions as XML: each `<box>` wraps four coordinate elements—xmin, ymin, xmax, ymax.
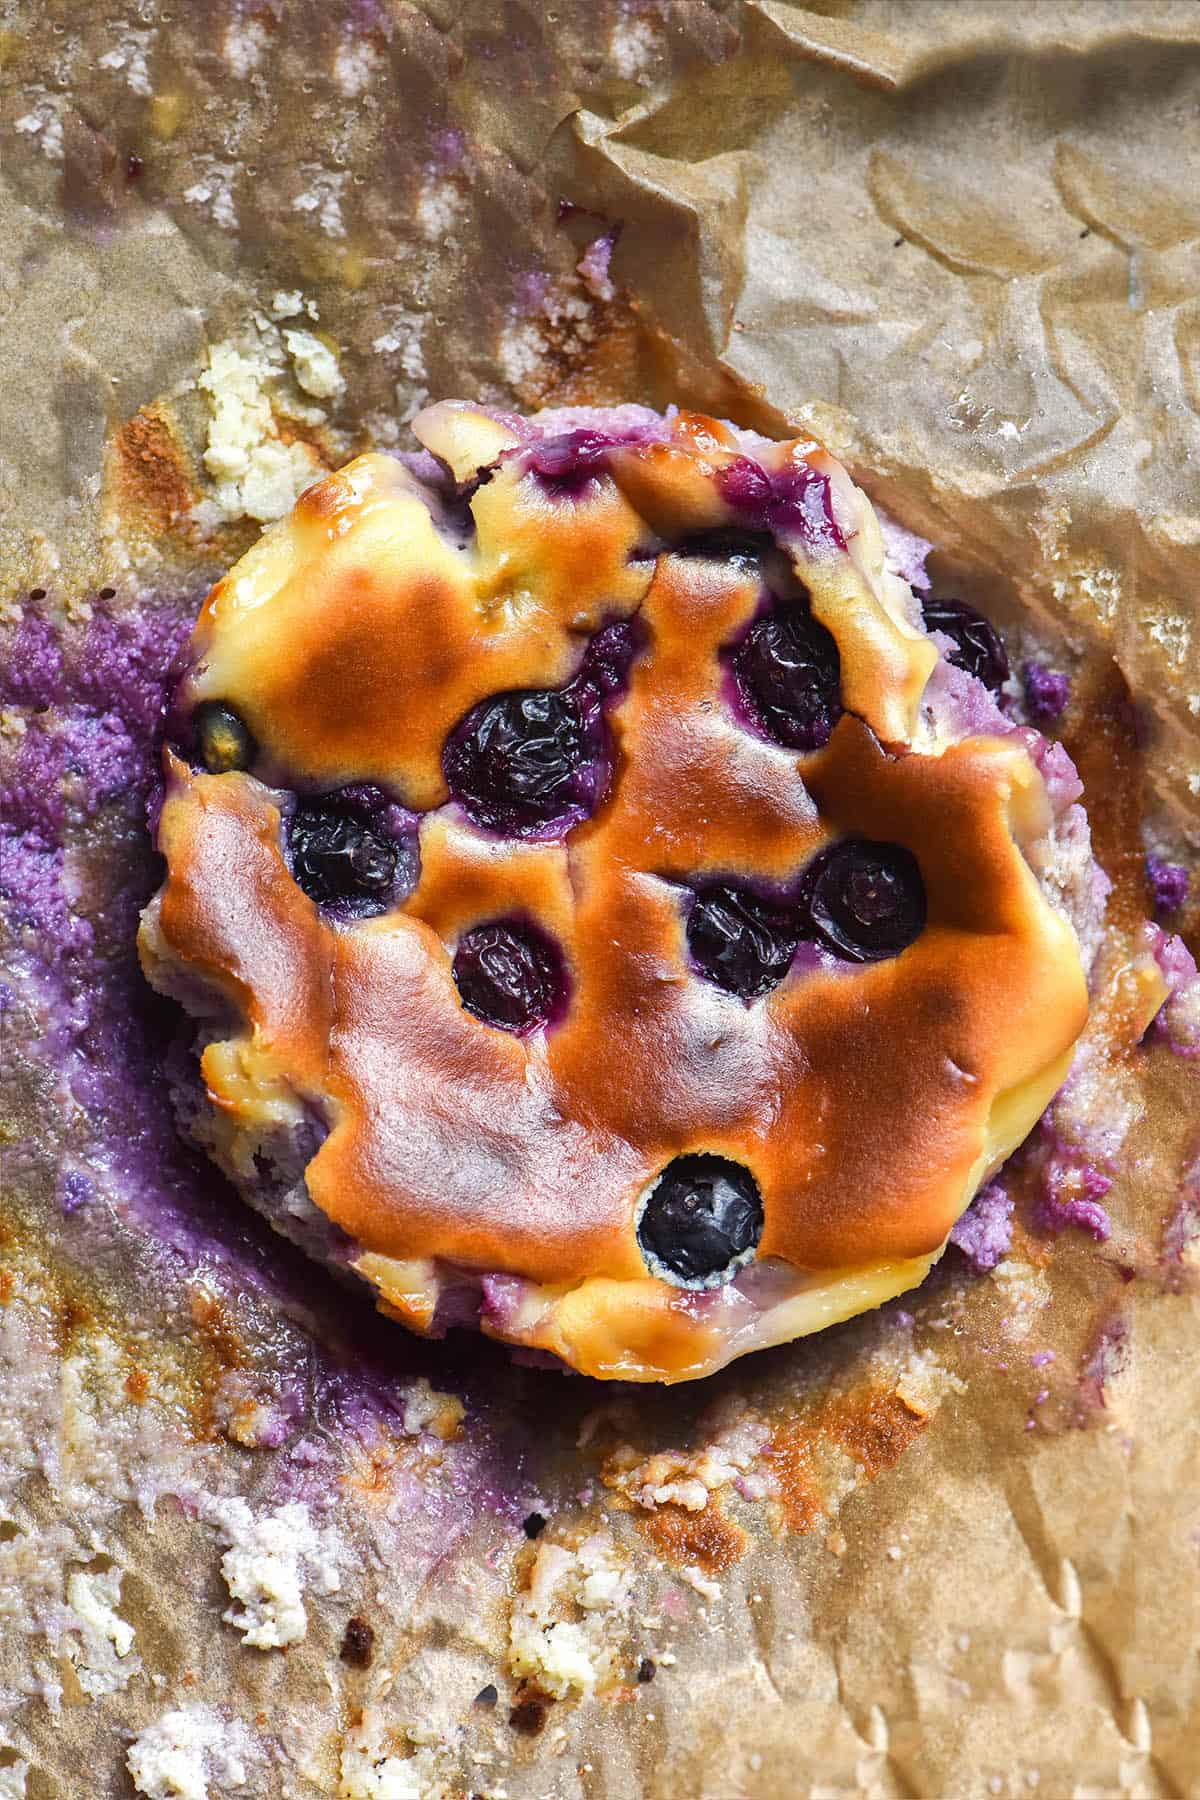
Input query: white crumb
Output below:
<box><xmin>680</xmin><ymin>1566</ymin><xmax>721</xmax><ymax>1602</ymax></box>
<box><xmin>334</xmin><ymin>39</ymin><xmax>381</xmax><ymax>97</ymax></box>
<box><xmin>415</xmin><ymin>181</ymin><xmax>462</xmax><ymax>241</ymax></box>
<box><xmin>609</xmin><ymin>15</ymin><xmax>659</xmax><ymax>82</ymax></box>
<box><xmin>126</xmin><ymin>1705</ymin><xmax>252</xmax><ymax>1799</ymax></box>
<box><xmin>222</xmin><ymin>18</ymin><xmax>267</xmax><ymax>77</ymax></box>
<box><xmin>197</xmin><ymin>340</ymin><xmax>323</xmax><ymax>524</ymax></box>
<box><xmin>284</xmin><ymin>328</ymin><xmax>344</xmax><ymax>400</ymax></box>
<box><xmin>401</xmin><ymin>1378</ymin><xmax>465</xmax><ymax>1441</ymax></box>
<box><xmin>508</xmin><ymin>1533</ymin><xmax>631</xmax><ymax>1698</ymax></box>
<box><xmin>205</xmin><ymin>1498</ymin><xmax>340</xmax><ymax>1650</ymax></box>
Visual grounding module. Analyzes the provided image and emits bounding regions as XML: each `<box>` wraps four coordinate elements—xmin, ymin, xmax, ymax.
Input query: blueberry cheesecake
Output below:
<box><xmin>138</xmin><ymin>402</ymin><xmax>1103</xmax><ymax>1381</ymax></box>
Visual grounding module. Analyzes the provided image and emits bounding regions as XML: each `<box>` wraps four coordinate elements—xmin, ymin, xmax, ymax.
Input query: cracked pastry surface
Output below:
<box><xmin>138</xmin><ymin>401</ymin><xmax>1095</xmax><ymax>1381</ymax></box>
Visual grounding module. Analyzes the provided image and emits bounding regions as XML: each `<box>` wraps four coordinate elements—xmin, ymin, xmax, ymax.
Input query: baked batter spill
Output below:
<box><xmin>139</xmin><ymin>401</ymin><xmax>1099</xmax><ymax>1380</ymax></box>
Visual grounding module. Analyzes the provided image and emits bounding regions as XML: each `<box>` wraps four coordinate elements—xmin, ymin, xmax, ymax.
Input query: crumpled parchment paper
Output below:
<box><xmin>1</xmin><ymin>3</ymin><xmax>1197</xmax><ymax>1796</ymax></box>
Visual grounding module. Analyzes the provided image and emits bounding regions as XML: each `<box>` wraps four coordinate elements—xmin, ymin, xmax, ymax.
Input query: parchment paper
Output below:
<box><xmin>1</xmin><ymin>4</ymin><xmax>1198</xmax><ymax>1797</ymax></box>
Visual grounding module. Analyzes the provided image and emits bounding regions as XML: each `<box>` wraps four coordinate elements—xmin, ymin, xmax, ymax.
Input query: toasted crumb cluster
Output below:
<box><xmin>139</xmin><ymin>402</ymin><xmax>1097</xmax><ymax>1380</ymax></box>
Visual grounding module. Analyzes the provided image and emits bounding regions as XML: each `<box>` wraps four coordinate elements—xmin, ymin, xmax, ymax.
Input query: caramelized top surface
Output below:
<box><xmin>150</xmin><ymin>406</ymin><xmax>1089</xmax><ymax>1294</ymax></box>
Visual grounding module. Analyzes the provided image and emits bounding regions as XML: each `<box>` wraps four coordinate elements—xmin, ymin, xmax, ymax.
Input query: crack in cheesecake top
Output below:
<box><xmin>141</xmin><ymin>402</ymin><xmax>1091</xmax><ymax>1374</ymax></box>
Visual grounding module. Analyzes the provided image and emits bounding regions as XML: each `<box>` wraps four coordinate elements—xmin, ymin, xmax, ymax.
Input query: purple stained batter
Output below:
<box><xmin>1147</xmin><ymin>924</ymin><xmax>1200</xmax><ymax>1057</ymax></box>
<box><xmin>717</xmin><ymin>456</ymin><xmax>846</xmax><ymax>555</ymax></box>
<box><xmin>949</xmin><ymin>1180</ymin><xmax>1014</xmax><ymax>1273</ymax></box>
<box><xmin>0</xmin><ymin>598</ymin><xmax>569</xmax><ymax>1521</ymax></box>
<box><xmin>522</xmin><ymin>429</ymin><xmax>612</xmax><ymax>496</ymax></box>
<box><xmin>1146</xmin><ymin>855</ymin><xmax>1190</xmax><ymax>918</ymax></box>
<box><xmin>1022</xmin><ymin>661</ymin><xmax>1071</xmax><ymax>727</ymax></box>
<box><xmin>1032</xmin><ymin>1154</ymin><xmax>1113</xmax><ymax>1242</ymax></box>
<box><xmin>59</xmin><ymin>1168</ymin><xmax>96</xmax><ymax>1215</ymax></box>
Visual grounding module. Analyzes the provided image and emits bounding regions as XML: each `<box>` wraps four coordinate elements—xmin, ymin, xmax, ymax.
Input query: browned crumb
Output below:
<box><xmin>110</xmin><ymin>406</ymin><xmax>195</xmax><ymax>535</ymax></box>
<box><xmin>339</xmin><ymin>1615</ymin><xmax>376</xmax><ymax>1668</ymax></box>
<box><xmin>509</xmin><ymin>1681</ymin><xmax>552</xmax><ymax>1736</ymax></box>
<box><xmin>637</xmin><ymin>1498</ymin><xmax>748</xmax><ymax>1575</ymax></box>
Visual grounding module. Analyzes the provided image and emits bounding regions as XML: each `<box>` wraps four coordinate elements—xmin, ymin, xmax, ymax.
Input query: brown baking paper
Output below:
<box><xmin>1</xmin><ymin>3</ymin><xmax>1198</xmax><ymax>1796</ymax></box>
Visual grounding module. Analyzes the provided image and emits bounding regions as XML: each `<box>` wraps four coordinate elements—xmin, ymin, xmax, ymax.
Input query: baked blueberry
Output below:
<box><xmin>803</xmin><ymin>839</ymin><xmax>925</xmax><ymax>962</ymax></box>
<box><xmin>637</xmin><ymin>1154</ymin><xmax>763</xmax><ymax>1287</ymax></box>
<box><xmin>717</xmin><ymin>457</ymin><xmax>845</xmax><ymax>553</ymax></box>
<box><xmin>574</xmin><ymin>616</ymin><xmax>641</xmax><ymax>702</ymax></box>
<box><xmin>195</xmin><ymin>701</ymin><xmax>255</xmax><ymax>774</ymax></box>
<box><xmin>524</xmin><ymin>429</ymin><xmax>610</xmax><ymax>495</ymax></box>
<box><xmin>731</xmin><ymin>598</ymin><xmax>842</xmax><ymax>751</ymax></box>
<box><xmin>453</xmin><ymin>919</ymin><xmax>566</xmax><ymax>1033</ymax></box>
<box><xmin>290</xmin><ymin>799</ymin><xmax>399</xmax><ymax>912</ymax></box>
<box><xmin>687</xmin><ymin>884</ymin><xmax>800</xmax><ymax>998</ymax></box>
<box><xmin>444</xmin><ymin>688</ymin><xmax>591</xmax><ymax>836</ymax></box>
<box><xmin>921</xmin><ymin>597</ymin><xmax>1009</xmax><ymax>692</ymax></box>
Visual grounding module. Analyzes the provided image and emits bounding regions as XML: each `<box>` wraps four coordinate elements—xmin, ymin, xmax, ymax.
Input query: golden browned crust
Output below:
<box><xmin>139</xmin><ymin>405</ymin><xmax>1091</xmax><ymax>1380</ymax></box>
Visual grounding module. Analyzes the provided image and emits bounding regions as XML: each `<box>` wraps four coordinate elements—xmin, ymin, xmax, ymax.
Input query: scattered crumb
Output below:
<box><xmin>269</xmin><ymin>291</ymin><xmax>304</xmax><ymax>320</ymax></box>
<box><xmin>334</xmin><ymin>38</ymin><xmax>381</xmax><ymax>98</ymax></box>
<box><xmin>894</xmin><ymin>1348</ymin><xmax>967</xmax><ymax>1416</ymax></box>
<box><xmin>66</xmin><ymin>1565</ymin><xmax>136</xmax><ymax>1691</ymax></box>
<box><xmin>283</xmin><ymin>329</ymin><xmax>344</xmax><ymax>401</ymax></box>
<box><xmin>339</xmin><ymin>1617</ymin><xmax>376</xmax><ymax>1669</ymax></box>
<box><xmin>609</xmin><ymin>15</ymin><xmax>660</xmax><ymax>83</ymax></box>
<box><xmin>602</xmin><ymin>1401</ymin><xmax>771</xmax><ymax>1513</ymax></box>
<box><xmin>508</xmin><ymin>1533</ymin><xmax>632</xmax><ymax>1699</ymax></box>
<box><xmin>401</xmin><ymin>1378</ymin><xmax>464</xmax><ymax>1442</ymax></box>
<box><xmin>204</xmin><ymin>1498</ymin><xmax>340</xmax><ymax>1650</ymax></box>
<box><xmin>992</xmin><ymin>1259</ymin><xmax>1053</xmax><ymax>1342</ymax></box>
<box><xmin>680</xmin><ymin>1565</ymin><xmax>721</xmax><ymax>1602</ymax></box>
<box><xmin>196</xmin><ymin>340</ymin><xmax>323</xmax><ymax>525</ymax></box>
<box><xmin>222</xmin><ymin>18</ymin><xmax>268</xmax><ymax>77</ymax></box>
<box><xmin>415</xmin><ymin>180</ymin><xmax>463</xmax><ymax>242</ymax></box>
<box><xmin>338</xmin><ymin>1705</ymin><xmax>446</xmax><ymax>1799</ymax></box>
<box><xmin>126</xmin><ymin>1705</ymin><xmax>252</xmax><ymax>1799</ymax></box>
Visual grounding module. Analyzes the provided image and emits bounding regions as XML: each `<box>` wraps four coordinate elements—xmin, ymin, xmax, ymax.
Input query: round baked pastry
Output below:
<box><xmin>138</xmin><ymin>401</ymin><xmax>1100</xmax><ymax>1381</ymax></box>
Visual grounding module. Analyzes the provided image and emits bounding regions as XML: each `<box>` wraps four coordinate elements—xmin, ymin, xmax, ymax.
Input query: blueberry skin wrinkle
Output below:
<box><xmin>803</xmin><ymin>839</ymin><xmax>926</xmax><ymax>963</ymax></box>
<box><xmin>921</xmin><ymin>597</ymin><xmax>1009</xmax><ymax>692</ymax></box>
<box><xmin>687</xmin><ymin>884</ymin><xmax>801</xmax><ymax>999</ymax></box>
<box><xmin>287</xmin><ymin>794</ymin><xmax>414</xmax><ymax>919</ymax></box>
<box><xmin>444</xmin><ymin>687</ymin><xmax>591</xmax><ymax>835</ymax></box>
<box><xmin>730</xmin><ymin>597</ymin><xmax>842</xmax><ymax>752</ymax></box>
<box><xmin>452</xmin><ymin>918</ymin><xmax>566</xmax><ymax>1034</ymax></box>
<box><xmin>638</xmin><ymin>1154</ymin><xmax>764</xmax><ymax>1286</ymax></box>
<box><xmin>442</xmin><ymin>619</ymin><xmax>641</xmax><ymax>838</ymax></box>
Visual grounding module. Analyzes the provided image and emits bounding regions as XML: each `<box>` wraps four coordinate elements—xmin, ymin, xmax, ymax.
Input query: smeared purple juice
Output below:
<box><xmin>0</xmin><ymin>595</ymin><xmax>580</xmax><ymax>1522</ymax></box>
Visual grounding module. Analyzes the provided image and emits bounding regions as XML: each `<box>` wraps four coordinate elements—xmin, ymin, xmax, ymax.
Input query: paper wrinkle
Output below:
<box><xmin>2</xmin><ymin>2</ymin><xmax>1199</xmax><ymax>1796</ymax></box>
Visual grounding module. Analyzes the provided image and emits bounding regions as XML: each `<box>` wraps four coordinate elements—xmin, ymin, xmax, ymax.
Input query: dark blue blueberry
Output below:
<box><xmin>687</xmin><ymin>884</ymin><xmax>800</xmax><ymax>998</ymax></box>
<box><xmin>574</xmin><ymin>616</ymin><xmax>641</xmax><ymax>702</ymax></box>
<box><xmin>443</xmin><ymin>621</ymin><xmax>640</xmax><ymax>837</ymax></box>
<box><xmin>638</xmin><ymin>1154</ymin><xmax>763</xmax><ymax>1286</ymax></box>
<box><xmin>290</xmin><ymin>796</ymin><xmax>402</xmax><ymax>915</ymax></box>
<box><xmin>731</xmin><ymin>598</ymin><xmax>842</xmax><ymax>751</ymax></box>
<box><xmin>444</xmin><ymin>687</ymin><xmax>591</xmax><ymax>835</ymax></box>
<box><xmin>922</xmin><ymin>597</ymin><xmax>1009</xmax><ymax>692</ymax></box>
<box><xmin>453</xmin><ymin>919</ymin><xmax>566</xmax><ymax>1033</ymax></box>
<box><xmin>195</xmin><ymin>701</ymin><xmax>255</xmax><ymax>773</ymax></box>
<box><xmin>803</xmin><ymin>839</ymin><xmax>925</xmax><ymax>963</ymax></box>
